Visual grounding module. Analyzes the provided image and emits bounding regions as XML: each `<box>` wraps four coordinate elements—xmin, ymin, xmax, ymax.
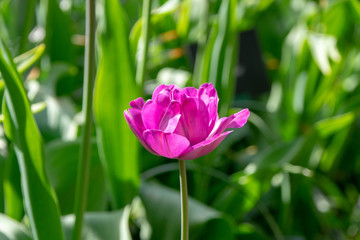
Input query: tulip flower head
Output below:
<box><xmin>124</xmin><ymin>83</ymin><xmax>249</xmax><ymax>160</ymax></box>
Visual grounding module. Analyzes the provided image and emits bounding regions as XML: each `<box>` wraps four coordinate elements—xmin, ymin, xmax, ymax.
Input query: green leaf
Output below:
<box><xmin>140</xmin><ymin>181</ymin><xmax>235</xmax><ymax>240</ymax></box>
<box><xmin>212</xmin><ymin>173</ymin><xmax>269</xmax><ymax>220</ymax></box>
<box><xmin>202</xmin><ymin>0</ymin><xmax>238</xmax><ymax>116</ymax></box>
<box><xmin>0</xmin><ymin>153</ymin><xmax>4</xmax><ymax>213</ymax></box>
<box><xmin>94</xmin><ymin>0</ymin><xmax>140</xmax><ymax>209</ymax></box>
<box><xmin>0</xmin><ymin>39</ymin><xmax>64</xmax><ymax>239</ymax></box>
<box><xmin>14</xmin><ymin>44</ymin><xmax>45</xmax><ymax>74</ymax></box>
<box><xmin>0</xmin><ymin>213</ymin><xmax>32</xmax><ymax>240</ymax></box>
<box><xmin>42</xmin><ymin>0</ymin><xmax>72</xmax><ymax>62</ymax></box>
<box><xmin>62</xmin><ymin>209</ymin><xmax>131</xmax><ymax>240</ymax></box>
<box><xmin>45</xmin><ymin>139</ymin><xmax>107</xmax><ymax>215</ymax></box>
<box><xmin>315</xmin><ymin>112</ymin><xmax>355</xmax><ymax>138</ymax></box>
<box><xmin>3</xmin><ymin>146</ymin><xmax>24</xmax><ymax>221</ymax></box>
<box><xmin>0</xmin><ymin>44</ymin><xmax>45</xmax><ymax>80</ymax></box>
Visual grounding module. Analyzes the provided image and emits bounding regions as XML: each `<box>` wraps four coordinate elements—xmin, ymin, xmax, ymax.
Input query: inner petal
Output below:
<box><xmin>175</xmin><ymin>97</ymin><xmax>210</xmax><ymax>145</ymax></box>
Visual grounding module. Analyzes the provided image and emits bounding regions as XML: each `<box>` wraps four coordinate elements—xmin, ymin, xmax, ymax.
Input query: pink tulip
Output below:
<box><xmin>124</xmin><ymin>83</ymin><xmax>250</xmax><ymax>160</ymax></box>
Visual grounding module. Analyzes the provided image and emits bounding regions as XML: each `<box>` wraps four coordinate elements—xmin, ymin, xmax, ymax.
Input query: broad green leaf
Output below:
<box><xmin>3</xmin><ymin>146</ymin><xmax>24</xmax><ymax>220</ymax></box>
<box><xmin>0</xmin><ymin>39</ymin><xmax>63</xmax><ymax>239</ymax></box>
<box><xmin>41</xmin><ymin>0</ymin><xmax>72</xmax><ymax>62</ymax></box>
<box><xmin>0</xmin><ymin>153</ymin><xmax>4</xmax><ymax>213</ymax></box>
<box><xmin>94</xmin><ymin>0</ymin><xmax>140</xmax><ymax>209</ymax></box>
<box><xmin>0</xmin><ymin>213</ymin><xmax>32</xmax><ymax>240</ymax></box>
<box><xmin>62</xmin><ymin>209</ymin><xmax>131</xmax><ymax>240</ymax></box>
<box><xmin>45</xmin><ymin>139</ymin><xmax>107</xmax><ymax>215</ymax></box>
<box><xmin>140</xmin><ymin>181</ymin><xmax>235</xmax><ymax>240</ymax></box>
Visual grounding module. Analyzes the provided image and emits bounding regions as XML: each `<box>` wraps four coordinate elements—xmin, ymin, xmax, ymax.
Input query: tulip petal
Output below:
<box><xmin>182</xmin><ymin>87</ymin><xmax>198</xmax><ymax>98</ymax></box>
<box><xmin>143</xmin><ymin>130</ymin><xmax>190</xmax><ymax>159</ymax></box>
<box><xmin>159</xmin><ymin>101</ymin><xmax>182</xmax><ymax>132</ymax></box>
<box><xmin>152</xmin><ymin>84</ymin><xmax>167</xmax><ymax>100</ymax></box>
<box><xmin>130</xmin><ymin>97</ymin><xmax>145</xmax><ymax>109</ymax></box>
<box><xmin>178</xmin><ymin>131</ymin><xmax>232</xmax><ymax>160</ymax></box>
<box><xmin>198</xmin><ymin>83</ymin><xmax>218</xmax><ymax>129</ymax></box>
<box><xmin>142</xmin><ymin>89</ymin><xmax>172</xmax><ymax>130</ymax></box>
<box><xmin>175</xmin><ymin>97</ymin><xmax>210</xmax><ymax>145</ymax></box>
<box><xmin>128</xmin><ymin>108</ymin><xmax>145</xmax><ymax>132</ymax></box>
<box><xmin>227</xmin><ymin>108</ymin><xmax>250</xmax><ymax>128</ymax></box>
<box><xmin>198</xmin><ymin>83</ymin><xmax>217</xmax><ymax>105</ymax></box>
<box><xmin>209</xmin><ymin>108</ymin><xmax>250</xmax><ymax>137</ymax></box>
<box><xmin>124</xmin><ymin>110</ymin><xmax>156</xmax><ymax>155</ymax></box>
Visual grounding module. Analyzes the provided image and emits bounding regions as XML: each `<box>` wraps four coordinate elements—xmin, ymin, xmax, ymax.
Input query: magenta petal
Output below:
<box><xmin>207</xmin><ymin>97</ymin><xmax>219</xmax><ymax>129</ymax></box>
<box><xmin>124</xmin><ymin>110</ymin><xmax>157</xmax><ymax>155</ymax></box>
<box><xmin>163</xmin><ymin>114</ymin><xmax>181</xmax><ymax>133</ymax></box>
<box><xmin>143</xmin><ymin>130</ymin><xmax>190</xmax><ymax>159</ymax></box>
<box><xmin>141</xmin><ymin>90</ymin><xmax>172</xmax><ymax>130</ymax></box>
<box><xmin>182</xmin><ymin>87</ymin><xmax>198</xmax><ymax>98</ymax></box>
<box><xmin>152</xmin><ymin>84</ymin><xmax>167</xmax><ymax>100</ymax></box>
<box><xmin>130</xmin><ymin>97</ymin><xmax>145</xmax><ymax>109</ymax></box>
<box><xmin>227</xmin><ymin>108</ymin><xmax>250</xmax><ymax>128</ymax></box>
<box><xmin>175</xmin><ymin>97</ymin><xmax>210</xmax><ymax>145</ymax></box>
<box><xmin>209</xmin><ymin>108</ymin><xmax>250</xmax><ymax>137</ymax></box>
<box><xmin>158</xmin><ymin>101</ymin><xmax>182</xmax><ymax>132</ymax></box>
<box><xmin>178</xmin><ymin>131</ymin><xmax>232</xmax><ymax>160</ymax></box>
<box><xmin>142</xmin><ymin>100</ymin><xmax>162</xmax><ymax>130</ymax></box>
<box><xmin>129</xmin><ymin>108</ymin><xmax>145</xmax><ymax>132</ymax></box>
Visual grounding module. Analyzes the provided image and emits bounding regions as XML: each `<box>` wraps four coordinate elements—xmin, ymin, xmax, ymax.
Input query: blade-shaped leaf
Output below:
<box><xmin>0</xmin><ymin>39</ymin><xmax>63</xmax><ymax>239</ymax></box>
<box><xmin>3</xmin><ymin>146</ymin><xmax>24</xmax><ymax>221</ymax></box>
<box><xmin>94</xmin><ymin>0</ymin><xmax>140</xmax><ymax>209</ymax></box>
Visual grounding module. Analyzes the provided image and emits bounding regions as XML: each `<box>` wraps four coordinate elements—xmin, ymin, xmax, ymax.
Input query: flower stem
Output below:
<box><xmin>71</xmin><ymin>0</ymin><xmax>96</xmax><ymax>239</ymax></box>
<box><xmin>178</xmin><ymin>160</ymin><xmax>189</xmax><ymax>240</ymax></box>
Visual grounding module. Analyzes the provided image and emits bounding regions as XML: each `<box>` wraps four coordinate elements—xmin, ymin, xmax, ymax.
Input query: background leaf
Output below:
<box><xmin>0</xmin><ymin>39</ymin><xmax>63</xmax><ymax>240</ymax></box>
<box><xmin>140</xmin><ymin>181</ymin><xmax>234</xmax><ymax>240</ymax></box>
<box><xmin>94</xmin><ymin>0</ymin><xmax>140</xmax><ymax>209</ymax></box>
<box><xmin>45</xmin><ymin>139</ymin><xmax>107</xmax><ymax>215</ymax></box>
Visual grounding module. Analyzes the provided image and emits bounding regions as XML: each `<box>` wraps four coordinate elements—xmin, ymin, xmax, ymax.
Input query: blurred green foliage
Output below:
<box><xmin>0</xmin><ymin>0</ymin><xmax>360</xmax><ymax>239</ymax></box>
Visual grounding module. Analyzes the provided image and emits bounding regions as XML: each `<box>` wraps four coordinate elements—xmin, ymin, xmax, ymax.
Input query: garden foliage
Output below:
<box><xmin>0</xmin><ymin>0</ymin><xmax>359</xmax><ymax>239</ymax></box>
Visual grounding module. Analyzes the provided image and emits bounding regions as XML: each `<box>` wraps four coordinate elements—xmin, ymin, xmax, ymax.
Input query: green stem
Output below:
<box><xmin>136</xmin><ymin>0</ymin><xmax>152</xmax><ymax>95</ymax></box>
<box><xmin>71</xmin><ymin>0</ymin><xmax>96</xmax><ymax>239</ymax></box>
<box><xmin>178</xmin><ymin>160</ymin><xmax>189</xmax><ymax>240</ymax></box>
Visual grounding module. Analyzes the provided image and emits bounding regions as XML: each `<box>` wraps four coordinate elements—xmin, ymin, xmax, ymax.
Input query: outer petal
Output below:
<box><xmin>143</xmin><ymin>130</ymin><xmax>190</xmax><ymax>159</ymax></box>
<box><xmin>178</xmin><ymin>131</ymin><xmax>232</xmax><ymax>160</ymax></box>
<box><xmin>227</xmin><ymin>108</ymin><xmax>250</xmax><ymax>128</ymax></box>
<box><xmin>124</xmin><ymin>110</ymin><xmax>157</xmax><ymax>155</ymax></box>
<box><xmin>208</xmin><ymin>108</ymin><xmax>250</xmax><ymax>137</ymax></box>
